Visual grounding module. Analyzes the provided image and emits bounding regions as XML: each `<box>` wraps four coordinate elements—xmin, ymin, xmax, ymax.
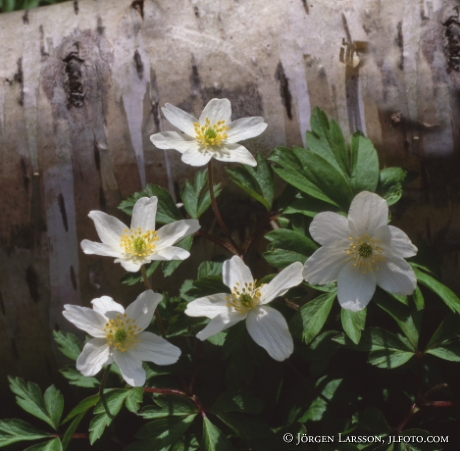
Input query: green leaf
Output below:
<box><xmin>349</xmin><ymin>132</ymin><xmax>379</xmax><ymax>193</ymax></box>
<box><xmin>140</xmin><ymin>394</ymin><xmax>198</xmax><ymax>419</ymax></box>
<box><xmin>185</xmin><ymin>276</ymin><xmax>229</xmax><ymax>299</ymax></box>
<box><xmin>24</xmin><ymin>438</ymin><xmax>63</xmax><ymax>451</ymax></box>
<box><xmin>425</xmin><ymin>314</ymin><xmax>460</xmax><ymax>362</ymax></box>
<box><xmin>378</xmin><ymin>167</ymin><xmax>408</xmax><ymax>205</ymax></box>
<box><xmin>299</xmin><ymin>292</ymin><xmax>336</xmax><ymax>344</ymax></box>
<box><xmin>0</xmin><ymin>419</ymin><xmax>52</xmax><ymax>447</ymax></box>
<box><xmin>121</xmin><ymin>260</ymin><xmax>161</xmax><ymax>286</ymax></box>
<box><xmin>341</xmin><ymin>308</ymin><xmax>367</xmax><ymax>344</ymax></box>
<box><xmin>198</xmin><ymin>261</ymin><xmax>223</xmax><ymax>279</ymax></box>
<box><xmin>210</xmin><ymin>389</ymin><xmax>264</xmax><ymax>415</ymax></box>
<box><xmin>162</xmin><ymin>235</ymin><xmax>194</xmax><ymax>277</ymax></box>
<box><xmin>59</xmin><ymin>366</ymin><xmax>99</xmax><ymax>388</ymax></box>
<box><xmin>125</xmin><ymin>388</ymin><xmax>144</xmax><ymax>413</ymax></box>
<box><xmin>413</xmin><ymin>267</ymin><xmax>460</xmax><ymax>314</ymax></box>
<box><xmin>367</xmin><ymin>349</ymin><xmax>414</xmax><ymax>369</ymax></box>
<box><xmin>63</xmin><ymin>394</ymin><xmax>100</xmax><ymax>424</ymax></box>
<box><xmin>306</xmin><ymin>330</ymin><xmax>342</xmax><ymax>376</ymax></box>
<box><xmin>227</xmin><ymin>153</ymin><xmax>275</xmax><ymax>210</ymax></box>
<box><xmin>202</xmin><ymin>416</ymin><xmax>235</xmax><ymax>451</ymax></box>
<box><xmin>8</xmin><ymin>377</ymin><xmax>59</xmax><ymax>430</ymax></box>
<box><xmin>356</xmin><ymin>406</ymin><xmax>391</xmax><ymax>433</ymax></box>
<box><xmin>181</xmin><ymin>168</ymin><xmax>221</xmax><ymax>219</ymax></box>
<box><xmin>283</xmin><ymin>194</ymin><xmax>337</xmax><ymax>218</ymax></box>
<box><xmin>53</xmin><ymin>331</ymin><xmax>82</xmax><ymax>361</ymax></box>
<box><xmin>43</xmin><ymin>386</ymin><xmax>64</xmax><ymax>430</ymax></box>
<box><xmin>425</xmin><ymin>343</ymin><xmax>460</xmax><ymax>362</ymax></box>
<box><xmin>61</xmin><ymin>412</ymin><xmax>85</xmax><ymax>451</ymax></box>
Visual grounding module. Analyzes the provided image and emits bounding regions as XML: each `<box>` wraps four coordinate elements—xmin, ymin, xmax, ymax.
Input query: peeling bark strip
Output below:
<box><xmin>63</xmin><ymin>43</ymin><xmax>85</xmax><ymax>108</ymax></box>
<box><xmin>275</xmin><ymin>62</ymin><xmax>293</xmax><ymax>120</ymax></box>
<box><xmin>443</xmin><ymin>9</ymin><xmax>460</xmax><ymax>72</ymax></box>
<box><xmin>131</xmin><ymin>0</ymin><xmax>144</xmax><ymax>19</ymax></box>
<box><xmin>133</xmin><ymin>49</ymin><xmax>144</xmax><ymax>79</ymax></box>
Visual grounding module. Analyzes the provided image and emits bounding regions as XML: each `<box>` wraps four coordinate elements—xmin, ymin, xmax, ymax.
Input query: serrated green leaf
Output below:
<box><xmin>125</xmin><ymin>388</ymin><xmax>144</xmax><ymax>413</ymax></box>
<box><xmin>162</xmin><ymin>235</ymin><xmax>194</xmax><ymax>277</ymax></box>
<box><xmin>210</xmin><ymin>389</ymin><xmax>264</xmax><ymax>415</ymax></box>
<box><xmin>378</xmin><ymin>168</ymin><xmax>407</xmax><ymax>205</ymax></box>
<box><xmin>0</xmin><ymin>419</ymin><xmax>52</xmax><ymax>447</ymax></box>
<box><xmin>139</xmin><ymin>394</ymin><xmax>198</xmax><ymax>419</ymax></box>
<box><xmin>306</xmin><ymin>330</ymin><xmax>341</xmax><ymax>376</ymax></box>
<box><xmin>426</xmin><ymin>343</ymin><xmax>460</xmax><ymax>362</ymax></box>
<box><xmin>53</xmin><ymin>331</ymin><xmax>82</xmax><ymax>361</ymax></box>
<box><xmin>202</xmin><ymin>416</ymin><xmax>235</xmax><ymax>451</ymax></box>
<box><xmin>198</xmin><ymin>261</ymin><xmax>223</xmax><ymax>279</ymax></box>
<box><xmin>63</xmin><ymin>394</ymin><xmax>100</xmax><ymax>424</ymax></box>
<box><xmin>283</xmin><ymin>194</ymin><xmax>338</xmax><ymax>218</ymax></box>
<box><xmin>43</xmin><ymin>386</ymin><xmax>64</xmax><ymax>430</ymax></box>
<box><xmin>24</xmin><ymin>438</ymin><xmax>63</xmax><ymax>451</ymax></box>
<box><xmin>425</xmin><ymin>314</ymin><xmax>460</xmax><ymax>351</ymax></box>
<box><xmin>61</xmin><ymin>412</ymin><xmax>85</xmax><ymax>451</ymax></box>
<box><xmin>356</xmin><ymin>407</ymin><xmax>391</xmax><ymax>433</ymax></box>
<box><xmin>350</xmin><ymin>132</ymin><xmax>379</xmax><ymax>193</ymax></box>
<box><xmin>59</xmin><ymin>366</ymin><xmax>99</xmax><ymax>388</ymax></box>
<box><xmin>299</xmin><ymin>292</ymin><xmax>336</xmax><ymax>344</ymax></box>
<box><xmin>185</xmin><ymin>276</ymin><xmax>230</xmax><ymax>299</ymax></box>
<box><xmin>367</xmin><ymin>349</ymin><xmax>414</xmax><ymax>369</ymax></box>
<box><xmin>341</xmin><ymin>308</ymin><xmax>366</xmax><ymax>344</ymax></box>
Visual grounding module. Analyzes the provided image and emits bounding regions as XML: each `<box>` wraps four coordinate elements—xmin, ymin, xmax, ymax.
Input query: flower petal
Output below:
<box><xmin>76</xmin><ymin>338</ymin><xmax>111</xmax><ymax>376</ymax></box>
<box><xmin>62</xmin><ymin>305</ymin><xmax>107</xmax><ymax>337</ymax></box>
<box><xmin>337</xmin><ymin>264</ymin><xmax>377</xmax><ymax>311</ymax></box>
<box><xmin>245</xmin><ymin>306</ymin><xmax>293</xmax><ymax>361</ymax></box>
<box><xmin>214</xmin><ymin>143</ymin><xmax>257</xmax><ymax>166</ymax></box>
<box><xmin>156</xmin><ymin>219</ymin><xmax>200</xmax><ymax>248</ymax></box>
<box><xmin>91</xmin><ymin>296</ymin><xmax>125</xmax><ymax>316</ymax></box>
<box><xmin>162</xmin><ymin>103</ymin><xmax>198</xmax><ymax>136</ymax></box>
<box><xmin>80</xmin><ymin>240</ymin><xmax>122</xmax><ymax>258</ymax></box>
<box><xmin>196</xmin><ymin>312</ymin><xmax>244</xmax><ymax>340</ymax></box>
<box><xmin>226</xmin><ymin>117</ymin><xmax>267</xmax><ymax>143</ymax></box>
<box><xmin>131</xmin><ymin>197</ymin><xmax>158</xmax><ymax>232</ymax></box>
<box><xmin>114</xmin><ymin>257</ymin><xmax>143</xmax><ymax>273</ymax></box>
<box><xmin>181</xmin><ymin>146</ymin><xmax>213</xmax><ymax>166</ymax></box>
<box><xmin>223</xmin><ymin>256</ymin><xmax>254</xmax><ymax>291</ymax></box>
<box><xmin>185</xmin><ymin>294</ymin><xmax>230</xmax><ymax>319</ymax></box>
<box><xmin>87</xmin><ymin>211</ymin><xmax>126</xmax><ymax>247</ymax></box>
<box><xmin>376</xmin><ymin>256</ymin><xmax>417</xmax><ymax>295</ymax></box>
<box><xmin>199</xmin><ymin>98</ymin><xmax>231</xmax><ymax>125</ymax></box>
<box><xmin>150</xmin><ymin>131</ymin><xmax>196</xmax><ymax>153</ymax></box>
<box><xmin>153</xmin><ymin>246</ymin><xmax>190</xmax><ymax>261</ymax></box>
<box><xmin>309</xmin><ymin>212</ymin><xmax>350</xmax><ymax>246</ymax></box>
<box><xmin>133</xmin><ymin>331</ymin><xmax>181</xmax><ymax>366</ymax></box>
<box><xmin>113</xmin><ymin>350</ymin><xmax>146</xmax><ymax>387</ymax></box>
<box><xmin>375</xmin><ymin>225</ymin><xmax>417</xmax><ymax>259</ymax></box>
<box><xmin>348</xmin><ymin>191</ymin><xmax>388</xmax><ymax>236</ymax></box>
<box><xmin>259</xmin><ymin>262</ymin><xmax>304</xmax><ymax>304</ymax></box>
<box><xmin>302</xmin><ymin>244</ymin><xmax>347</xmax><ymax>284</ymax></box>
<box><xmin>126</xmin><ymin>290</ymin><xmax>162</xmax><ymax>331</ymax></box>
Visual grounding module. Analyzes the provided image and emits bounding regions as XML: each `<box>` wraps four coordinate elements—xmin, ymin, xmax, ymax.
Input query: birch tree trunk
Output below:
<box><xmin>1</xmin><ymin>0</ymin><xmax>459</xmax><ymax>400</ymax></box>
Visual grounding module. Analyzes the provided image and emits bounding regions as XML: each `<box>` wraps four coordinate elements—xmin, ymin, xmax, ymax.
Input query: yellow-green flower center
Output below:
<box><xmin>345</xmin><ymin>234</ymin><xmax>385</xmax><ymax>274</ymax></box>
<box><xmin>226</xmin><ymin>281</ymin><xmax>264</xmax><ymax>314</ymax></box>
<box><xmin>194</xmin><ymin>118</ymin><xmax>230</xmax><ymax>147</ymax></box>
<box><xmin>120</xmin><ymin>227</ymin><xmax>159</xmax><ymax>258</ymax></box>
<box><xmin>104</xmin><ymin>313</ymin><xmax>142</xmax><ymax>352</ymax></box>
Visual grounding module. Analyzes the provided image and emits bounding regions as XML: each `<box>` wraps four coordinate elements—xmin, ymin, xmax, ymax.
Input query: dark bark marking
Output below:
<box><xmin>194</xmin><ymin>6</ymin><xmax>200</xmax><ymax>18</ymax></box>
<box><xmin>396</xmin><ymin>21</ymin><xmax>404</xmax><ymax>70</ymax></box>
<box><xmin>132</xmin><ymin>0</ymin><xmax>144</xmax><ymax>19</ymax></box>
<box><xmin>73</xmin><ymin>1</ymin><xmax>79</xmax><ymax>15</ymax></box>
<box><xmin>63</xmin><ymin>43</ymin><xmax>85</xmax><ymax>108</ymax></box>
<box><xmin>14</xmin><ymin>58</ymin><xmax>24</xmax><ymax>106</ymax></box>
<box><xmin>39</xmin><ymin>25</ymin><xmax>49</xmax><ymax>58</ymax></box>
<box><xmin>10</xmin><ymin>339</ymin><xmax>19</xmax><ymax>359</ymax></box>
<box><xmin>275</xmin><ymin>62</ymin><xmax>293</xmax><ymax>120</ymax></box>
<box><xmin>99</xmin><ymin>187</ymin><xmax>107</xmax><ymax>212</ymax></box>
<box><xmin>57</xmin><ymin>193</ymin><xmax>68</xmax><ymax>232</ymax></box>
<box><xmin>444</xmin><ymin>8</ymin><xmax>460</xmax><ymax>72</ymax></box>
<box><xmin>20</xmin><ymin>158</ymin><xmax>30</xmax><ymax>192</ymax></box>
<box><xmin>0</xmin><ymin>290</ymin><xmax>5</xmax><ymax>316</ymax></box>
<box><xmin>97</xmin><ymin>17</ymin><xmax>105</xmax><ymax>35</ymax></box>
<box><xmin>301</xmin><ymin>0</ymin><xmax>309</xmax><ymax>15</ymax></box>
<box><xmin>22</xmin><ymin>10</ymin><xmax>29</xmax><ymax>24</ymax></box>
<box><xmin>93</xmin><ymin>142</ymin><xmax>101</xmax><ymax>171</ymax></box>
<box><xmin>150</xmin><ymin>70</ymin><xmax>161</xmax><ymax>130</ymax></box>
<box><xmin>26</xmin><ymin>266</ymin><xmax>40</xmax><ymax>303</ymax></box>
<box><xmin>70</xmin><ymin>265</ymin><xmax>78</xmax><ymax>290</ymax></box>
<box><xmin>190</xmin><ymin>58</ymin><xmax>202</xmax><ymax>96</ymax></box>
<box><xmin>133</xmin><ymin>50</ymin><xmax>144</xmax><ymax>80</ymax></box>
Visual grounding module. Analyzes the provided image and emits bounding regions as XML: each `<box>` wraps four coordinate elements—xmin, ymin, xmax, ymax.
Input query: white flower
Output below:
<box><xmin>185</xmin><ymin>256</ymin><xmax>303</xmax><ymax>361</ymax></box>
<box><xmin>63</xmin><ymin>290</ymin><xmax>181</xmax><ymax>387</ymax></box>
<box><xmin>303</xmin><ymin>191</ymin><xmax>417</xmax><ymax>312</ymax></box>
<box><xmin>81</xmin><ymin>196</ymin><xmax>200</xmax><ymax>272</ymax></box>
<box><xmin>150</xmin><ymin>98</ymin><xmax>267</xmax><ymax>167</ymax></box>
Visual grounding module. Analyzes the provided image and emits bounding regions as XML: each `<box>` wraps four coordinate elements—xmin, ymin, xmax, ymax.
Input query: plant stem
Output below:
<box><xmin>207</xmin><ymin>160</ymin><xmax>240</xmax><ymax>254</ymax></box>
<box><xmin>99</xmin><ymin>364</ymin><xmax>112</xmax><ymax>398</ymax></box>
<box><xmin>141</xmin><ymin>265</ymin><xmax>167</xmax><ymax>339</ymax></box>
<box><xmin>196</xmin><ymin>229</ymin><xmax>238</xmax><ymax>254</ymax></box>
<box><xmin>144</xmin><ymin>387</ymin><xmax>205</xmax><ymax>414</ymax></box>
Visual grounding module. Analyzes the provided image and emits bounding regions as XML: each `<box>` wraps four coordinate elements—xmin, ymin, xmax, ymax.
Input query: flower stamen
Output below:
<box><xmin>226</xmin><ymin>280</ymin><xmax>264</xmax><ymax>314</ymax></box>
<box><xmin>194</xmin><ymin>118</ymin><xmax>230</xmax><ymax>148</ymax></box>
<box><xmin>120</xmin><ymin>227</ymin><xmax>159</xmax><ymax>258</ymax></box>
<box><xmin>104</xmin><ymin>313</ymin><xmax>142</xmax><ymax>352</ymax></box>
<box><xmin>345</xmin><ymin>234</ymin><xmax>386</xmax><ymax>274</ymax></box>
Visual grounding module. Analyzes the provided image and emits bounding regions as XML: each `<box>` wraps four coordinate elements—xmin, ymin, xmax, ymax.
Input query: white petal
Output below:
<box><xmin>162</xmin><ymin>103</ymin><xmax>198</xmax><ymax>136</ymax></box>
<box><xmin>76</xmin><ymin>339</ymin><xmax>110</xmax><ymax>376</ymax></box>
<box><xmin>156</xmin><ymin>219</ymin><xmax>200</xmax><ymax>248</ymax></box>
<box><xmin>91</xmin><ymin>296</ymin><xmax>125</xmax><ymax>316</ymax></box>
<box><xmin>87</xmin><ymin>211</ymin><xmax>126</xmax><ymax>247</ymax></box>
<box><xmin>259</xmin><ymin>262</ymin><xmax>304</xmax><ymax>304</ymax></box>
<box><xmin>309</xmin><ymin>212</ymin><xmax>350</xmax><ymax>246</ymax></box>
<box><xmin>185</xmin><ymin>294</ymin><xmax>230</xmax><ymax>319</ymax></box>
<box><xmin>62</xmin><ymin>305</ymin><xmax>106</xmax><ymax>337</ymax></box>
<box><xmin>181</xmin><ymin>146</ymin><xmax>213</xmax><ymax>166</ymax></box>
<box><xmin>133</xmin><ymin>331</ymin><xmax>181</xmax><ymax>366</ymax></box>
<box><xmin>214</xmin><ymin>143</ymin><xmax>257</xmax><ymax>166</ymax></box>
<box><xmin>226</xmin><ymin>117</ymin><xmax>267</xmax><ymax>143</ymax></box>
<box><xmin>150</xmin><ymin>131</ymin><xmax>196</xmax><ymax>153</ymax></box>
<box><xmin>153</xmin><ymin>246</ymin><xmax>190</xmax><ymax>261</ymax></box>
<box><xmin>199</xmin><ymin>98</ymin><xmax>231</xmax><ymax>125</ymax></box>
<box><xmin>196</xmin><ymin>312</ymin><xmax>244</xmax><ymax>340</ymax></box>
<box><xmin>113</xmin><ymin>350</ymin><xmax>146</xmax><ymax>387</ymax></box>
<box><xmin>223</xmin><ymin>256</ymin><xmax>254</xmax><ymax>291</ymax></box>
<box><xmin>245</xmin><ymin>306</ymin><xmax>293</xmax><ymax>361</ymax></box>
<box><xmin>126</xmin><ymin>290</ymin><xmax>162</xmax><ymax>331</ymax></box>
<box><xmin>376</xmin><ymin>256</ymin><xmax>417</xmax><ymax>295</ymax></box>
<box><xmin>374</xmin><ymin>225</ymin><xmax>417</xmax><ymax>259</ymax></box>
<box><xmin>114</xmin><ymin>257</ymin><xmax>144</xmax><ymax>273</ymax></box>
<box><xmin>80</xmin><ymin>240</ymin><xmax>122</xmax><ymax>258</ymax></box>
<box><xmin>337</xmin><ymin>264</ymin><xmax>377</xmax><ymax>312</ymax></box>
<box><xmin>348</xmin><ymin>191</ymin><xmax>388</xmax><ymax>236</ymax></box>
<box><xmin>130</xmin><ymin>197</ymin><xmax>158</xmax><ymax>232</ymax></box>
<box><xmin>302</xmin><ymin>245</ymin><xmax>347</xmax><ymax>284</ymax></box>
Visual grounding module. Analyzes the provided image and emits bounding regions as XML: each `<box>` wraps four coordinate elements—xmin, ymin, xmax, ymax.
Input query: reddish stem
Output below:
<box><xmin>144</xmin><ymin>387</ymin><xmax>205</xmax><ymax>414</ymax></box>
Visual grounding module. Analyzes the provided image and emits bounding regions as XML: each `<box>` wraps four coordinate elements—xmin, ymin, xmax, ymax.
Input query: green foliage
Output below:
<box><xmin>0</xmin><ymin>419</ymin><xmax>52</xmax><ymax>447</ymax></box>
<box><xmin>53</xmin><ymin>331</ymin><xmax>82</xmax><ymax>361</ymax></box>
<box><xmin>202</xmin><ymin>416</ymin><xmax>235</xmax><ymax>451</ymax></box>
<box><xmin>341</xmin><ymin>308</ymin><xmax>367</xmax><ymax>344</ymax></box>
<box><xmin>0</xmin><ymin>0</ymin><xmax>63</xmax><ymax>14</ymax></box>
